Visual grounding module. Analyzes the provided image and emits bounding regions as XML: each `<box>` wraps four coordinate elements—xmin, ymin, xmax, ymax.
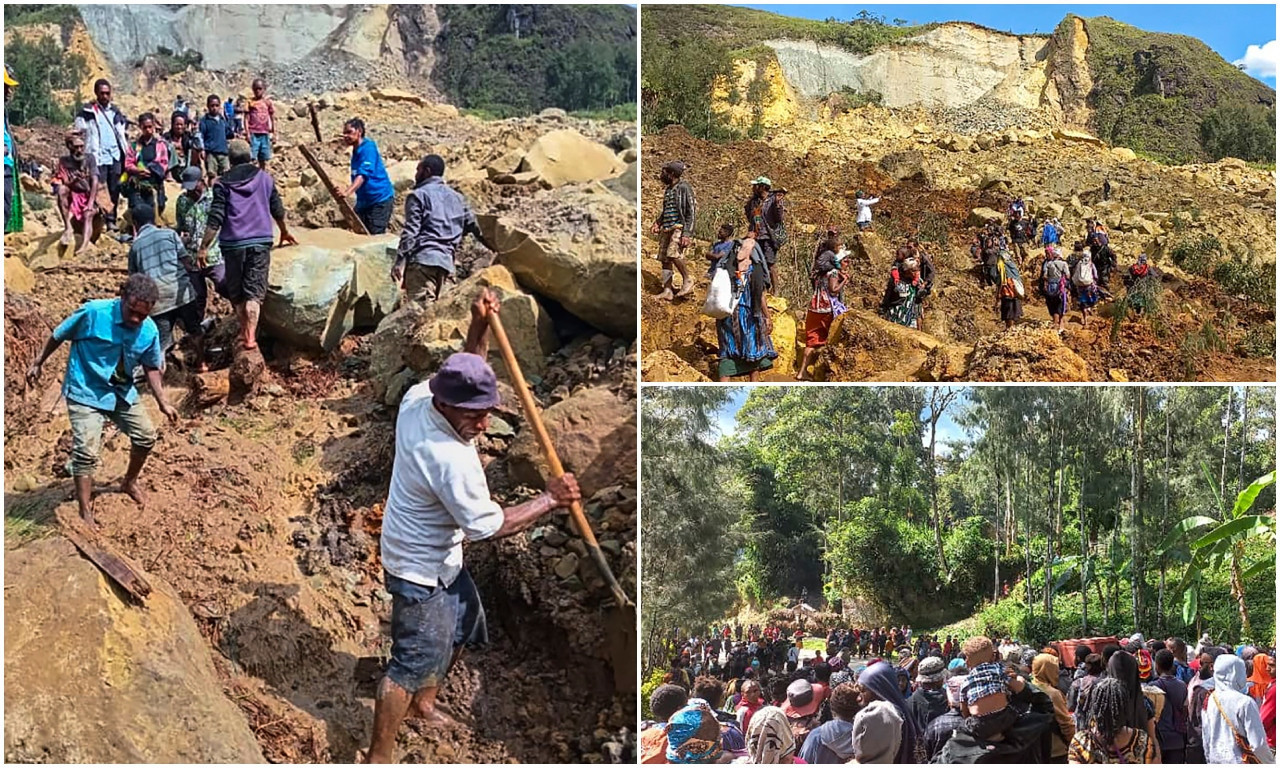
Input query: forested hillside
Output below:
<box><xmin>641</xmin><ymin>387</ymin><xmax>1276</xmax><ymax>664</ymax></box>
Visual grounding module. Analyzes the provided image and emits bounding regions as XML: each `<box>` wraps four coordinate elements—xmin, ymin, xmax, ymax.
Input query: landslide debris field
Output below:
<box><xmin>640</xmin><ymin>120</ymin><xmax>1276</xmax><ymax>383</ymax></box>
<box><xmin>3</xmin><ymin>81</ymin><xmax>637</xmax><ymax>764</ymax></box>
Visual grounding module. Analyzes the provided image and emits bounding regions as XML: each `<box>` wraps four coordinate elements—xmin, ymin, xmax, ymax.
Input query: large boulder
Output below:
<box><xmin>477</xmin><ymin>211</ymin><xmax>635</xmax><ymax>338</ymax></box>
<box><xmin>368</xmin><ymin>265</ymin><xmax>560</xmax><ymax>404</ymax></box>
<box><xmin>767</xmin><ymin>295</ymin><xmax>797</xmax><ymax>377</ymax></box>
<box><xmin>386</xmin><ymin>159</ymin><xmax>419</xmax><ymax>192</ymax></box>
<box><xmin>260</xmin><ymin>229</ymin><xmax>400</xmax><ymax>351</ymax></box>
<box><xmin>968</xmin><ymin>207</ymin><xmax>1005</xmax><ymax>227</ymax></box>
<box><xmin>518</xmin><ymin>130</ymin><xmax>625</xmax><ymax>187</ymax></box>
<box><xmin>506</xmin><ymin>386</ymin><xmax>636</xmax><ymax>498</ymax></box>
<box><xmin>603</xmin><ymin>162</ymin><xmax>637</xmax><ymax>205</ymax></box>
<box><xmin>640</xmin><ymin>350</ymin><xmax>710</xmax><ymax>382</ymax></box>
<box><xmin>878</xmin><ymin>149</ymin><xmax>928</xmax><ymax>182</ymax></box>
<box><xmin>4</xmin><ymin>256</ymin><xmax>35</xmax><ymax>293</ymax></box>
<box><xmin>4</xmin><ymin>537</ymin><xmax>264</xmax><ymax>763</ymax></box>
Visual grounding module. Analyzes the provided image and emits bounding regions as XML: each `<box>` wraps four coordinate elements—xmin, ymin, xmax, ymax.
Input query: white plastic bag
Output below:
<box><xmin>702</xmin><ymin>267</ymin><xmax>735</xmax><ymax>319</ymax></box>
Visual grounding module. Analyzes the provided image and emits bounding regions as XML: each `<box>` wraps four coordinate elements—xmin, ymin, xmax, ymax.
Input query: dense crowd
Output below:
<box><xmin>644</xmin><ymin>623</ymin><xmax>1276</xmax><ymax>764</ymax></box>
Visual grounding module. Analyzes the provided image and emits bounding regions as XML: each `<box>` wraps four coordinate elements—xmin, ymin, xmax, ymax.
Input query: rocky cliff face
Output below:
<box><xmin>766</xmin><ymin>24</ymin><xmax>1051</xmax><ymax>111</ymax></box>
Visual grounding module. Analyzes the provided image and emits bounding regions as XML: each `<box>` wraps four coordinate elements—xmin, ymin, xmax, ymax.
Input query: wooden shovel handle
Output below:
<box><xmin>487</xmin><ymin>312</ymin><xmax>632</xmax><ymax>608</ymax></box>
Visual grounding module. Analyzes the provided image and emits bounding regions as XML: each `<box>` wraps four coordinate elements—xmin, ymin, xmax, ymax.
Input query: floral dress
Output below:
<box><xmin>716</xmin><ymin>262</ymin><xmax>777</xmax><ymax>377</ymax></box>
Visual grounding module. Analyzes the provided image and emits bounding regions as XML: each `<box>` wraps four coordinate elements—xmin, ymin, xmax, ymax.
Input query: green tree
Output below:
<box><xmin>5</xmin><ymin>33</ymin><xmax>88</xmax><ymax>126</ymax></box>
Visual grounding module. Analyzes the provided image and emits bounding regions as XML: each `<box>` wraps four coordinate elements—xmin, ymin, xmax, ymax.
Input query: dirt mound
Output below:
<box><xmin>641</xmin><ymin>350</ymin><xmax>711</xmax><ymax>382</ymax></box>
<box><xmin>4</xmin><ymin>537</ymin><xmax>264</xmax><ymax>763</ymax></box>
<box><xmin>4</xmin><ymin>291</ymin><xmax>55</xmax><ymax>440</ymax></box>
<box><xmin>818</xmin><ymin>310</ymin><xmax>941</xmax><ymax>381</ymax></box>
<box><xmin>967</xmin><ymin>326</ymin><xmax>1092</xmax><ymax>382</ymax></box>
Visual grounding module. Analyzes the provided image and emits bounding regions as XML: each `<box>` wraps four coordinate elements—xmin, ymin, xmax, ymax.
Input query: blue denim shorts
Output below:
<box><xmin>385</xmin><ymin>567</ymin><xmax>488</xmax><ymax>693</ymax></box>
<box><xmin>249</xmin><ymin>133</ymin><xmax>272</xmax><ymax>162</ymax></box>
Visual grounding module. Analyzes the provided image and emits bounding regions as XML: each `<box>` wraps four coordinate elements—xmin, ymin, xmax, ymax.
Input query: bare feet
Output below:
<box><xmin>675</xmin><ymin>280</ymin><xmax>695</xmax><ymax>299</ymax></box>
<box><xmin>121</xmin><ymin>480</ymin><xmax>148</xmax><ymax>508</ymax></box>
<box><xmin>656</xmin><ymin>288</ymin><xmax>674</xmax><ymax>302</ymax></box>
<box><xmin>79</xmin><ymin>505</ymin><xmax>96</xmax><ymax>528</ymax></box>
<box><xmin>60</xmin><ymin>229</ymin><xmax>75</xmax><ymax>246</ymax></box>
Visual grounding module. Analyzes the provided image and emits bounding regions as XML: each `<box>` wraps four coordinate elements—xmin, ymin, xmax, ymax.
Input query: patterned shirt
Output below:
<box><xmin>1067</xmin><ymin>728</ymin><xmax>1157</xmax><ymax>763</ymax></box>
<box><xmin>175</xmin><ymin>189</ymin><xmax>222</xmax><ymax>266</ymax></box>
<box><xmin>962</xmin><ymin>662</ymin><xmax>1008</xmax><ymax>705</ymax></box>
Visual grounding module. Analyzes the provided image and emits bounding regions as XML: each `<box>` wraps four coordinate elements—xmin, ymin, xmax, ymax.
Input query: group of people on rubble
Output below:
<box><xmin>652</xmin><ymin>162</ymin><xmax>1168</xmax><ymax>381</ymax></box>
<box><xmin>644</xmin><ymin>622</ymin><xmax>1276</xmax><ymax>764</ymax></box>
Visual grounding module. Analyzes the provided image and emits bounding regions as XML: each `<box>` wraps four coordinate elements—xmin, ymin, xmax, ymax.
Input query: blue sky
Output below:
<box><xmin>734</xmin><ymin>4</ymin><xmax>1278</xmax><ymax>86</ymax></box>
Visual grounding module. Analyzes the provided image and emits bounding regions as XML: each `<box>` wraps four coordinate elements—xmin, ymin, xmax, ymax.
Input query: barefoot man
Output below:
<box><xmin>366</xmin><ymin>289</ymin><xmax>582</xmax><ymax>763</ymax></box>
<box><xmin>25</xmin><ymin>274</ymin><xmax>180</xmax><ymax>525</ymax></box>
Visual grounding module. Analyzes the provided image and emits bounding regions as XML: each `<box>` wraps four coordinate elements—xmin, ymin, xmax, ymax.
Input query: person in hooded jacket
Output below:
<box><xmin>1202</xmin><ymin>654</ymin><xmax>1275</xmax><ymax>764</ymax></box>
<box><xmin>1033</xmin><ymin>652</ymin><xmax>1077</xmax><ymax>762</ymax></box>
<box><xmin>855</xmin><ymin>661</ymin><xmax>918</xmax><ymax>763</ymax></box>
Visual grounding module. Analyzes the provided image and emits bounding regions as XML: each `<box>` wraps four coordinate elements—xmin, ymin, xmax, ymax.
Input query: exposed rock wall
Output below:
<box><xmin>765</xmin><ymin>24</ymin><xmax>1053</xmax><ymax>111</ymax></box>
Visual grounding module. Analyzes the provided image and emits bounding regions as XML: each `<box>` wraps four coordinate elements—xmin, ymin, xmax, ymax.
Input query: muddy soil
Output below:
<box><xmin>640</xmin><ymin>126</ymin><xmax>1275</xmax><ymax>382</ymax></box>
<box><xmin>4</xmin><ymin>262</ymin><xmax>636</xmax><ymax>763</ymax></box>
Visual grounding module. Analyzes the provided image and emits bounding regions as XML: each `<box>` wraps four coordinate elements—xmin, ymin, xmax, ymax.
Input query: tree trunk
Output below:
<box><xmin>1130</xmin><ymin>388</ymin><xmax>1145</xmax><ymax>631</ymax></box>
<box><xmin>1159</xmin><ymin>398</ymin><xmax>1171</xmax><ymax>635</ymax></box>
<box><xmin>1220</xmin><ymin>389</ymin><xmax>1232</xmax><ymax>517</ymax></box>
<box><xmin>1237</xmin><ymin>386</ymin><xmax>1249</xmax><ymax>495</ymax></box>
<box><xmin>1080</xmin><ymin>447</ymin><xmax>1089</xmax><ymax>635</ymax></box>
<box><xmin>929</xmin><ymin>399</ymin><xmax>948</xmax><ymax>575</ymax></box>
<box><xmin>994</xmin><ymin>469</ymin><xmax>1001</xmax><ymax>602</ymax></box>
<box><xmin>1231</xmin><ymin>541</ymin><xmax>1252</xmax><ymax>639</ymax></box>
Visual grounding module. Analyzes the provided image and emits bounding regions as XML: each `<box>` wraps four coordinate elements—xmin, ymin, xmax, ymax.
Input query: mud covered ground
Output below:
<box><xmin>640</xmin><ymin>126</ymin><xmax>1275</xmax><ymax>383</ymax></box>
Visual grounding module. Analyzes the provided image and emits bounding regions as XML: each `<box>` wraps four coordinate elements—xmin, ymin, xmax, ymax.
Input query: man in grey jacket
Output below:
<box><xmin>652</xmin><ymin>160</ymin><xmax>696</xmax><ymax>300</ymax></box>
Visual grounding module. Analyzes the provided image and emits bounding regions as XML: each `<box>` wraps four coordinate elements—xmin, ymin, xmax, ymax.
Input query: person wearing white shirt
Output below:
<box><xmin>367</xmin><ymin>289</ymin><xmax>582</xmax><ymax>763</ymax></box>
<box><xmin>1202</xmin><ymin>654</ymin><xmax>1275</xmax><ymax>764</ymax></box>
<box><xmin>855</xmin><ymin>190</ymin><xmax>880</xmax><ymax>230</ymax></box>
<box><xmin>72</xmin><ymin>78</ymin><xmax>129</xmax><ymax>227</ymax></box>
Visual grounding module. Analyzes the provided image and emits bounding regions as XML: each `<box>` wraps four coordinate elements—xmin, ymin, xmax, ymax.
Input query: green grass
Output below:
<box><xmin>4</xmin><ymin>495</ymin><xmax>58</xmax><ymax>546</ymax></box>
<box><xmin>801</xmin><ymin>636</ymin><xmax>828</xmax><ymax>651</ymax></box>
<box><xmin>643</xmin><ymin>5</ymin><xmax>934</xmax><ymax>56</ymax></box>
<box><xmin>571</xmin><ymin>103</ymin><xmax>637</xmax><ymax>123</ymax></box>
<box><xmin>3</xmin><ymin>3</ymin><xmax>81</xmax><ymax>29</ymax></box>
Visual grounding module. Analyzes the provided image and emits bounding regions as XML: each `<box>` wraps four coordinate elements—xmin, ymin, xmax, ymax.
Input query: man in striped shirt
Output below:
<box><xmin>651</xmin><ymin>160</ymin><xmax>696</xmax><ymax>301</ymax></box>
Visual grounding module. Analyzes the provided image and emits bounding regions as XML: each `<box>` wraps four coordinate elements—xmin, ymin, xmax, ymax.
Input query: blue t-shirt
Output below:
<box><xmin>350</xmin><ymin>138</ymin><xmax>394</xmax><ymax>208</ymax></box>
<box><xmin>199</xmin><ymin>114</ymin><xmax>233</xmax><ymax>155</ymax></box>
<box><xmin>53</xmin><ymin>298</ymin><xmax>163</xmax><ymax>411</ymax></box>
<box><xmin>1042</xmin><ymin>222</ymin><xmax>1059</xmax><ymax>245</ymax></box>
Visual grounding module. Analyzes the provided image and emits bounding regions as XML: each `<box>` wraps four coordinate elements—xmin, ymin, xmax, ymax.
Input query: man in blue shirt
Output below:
<box><xmin>341</xmin><ymin>118</ymin><xmax>395</xmax><ymax>234</ymax></box>
<box><xmin>26</xmin><ymin>274</ymin><xmax>179</xmax><ymax>525</ymax></box>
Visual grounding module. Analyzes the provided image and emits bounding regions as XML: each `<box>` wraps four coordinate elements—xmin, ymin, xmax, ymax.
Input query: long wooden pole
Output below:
<box><xmin>488</xmin><ymin>312</ymin><xmax>633</xmax><ymax>609</ymax></box>
<box><xmin>298</xmin><ymin>144</ymin><xmax>369</xmax><ymax>235</ymax></box>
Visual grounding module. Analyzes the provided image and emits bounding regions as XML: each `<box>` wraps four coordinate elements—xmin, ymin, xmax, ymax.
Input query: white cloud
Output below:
<box><xmin>1234</xmin><ymin>40</ymin><xmax>1278</xmax><ymax>79</ymax></box>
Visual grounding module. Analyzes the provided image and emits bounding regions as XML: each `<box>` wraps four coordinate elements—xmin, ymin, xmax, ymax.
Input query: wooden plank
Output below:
<box><xmin>297</xmin><ymin>144</ymin><xmax>369</xmax><ymax>235</ymax></box>
<box><xmin>308</xmin><ymin>103</ymin><xmax>322</xmax><ymax>143</ymax></box>
<box><xmin>57</xmin><ymin>510</ymin><xmax>153</xmax><ymax>603</ymax></box>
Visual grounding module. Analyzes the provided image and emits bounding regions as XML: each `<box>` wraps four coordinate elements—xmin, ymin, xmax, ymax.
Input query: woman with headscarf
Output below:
<box><xmin>1248</xmin><ymin>654</ymin><xmax>1275</xmax><ymax>704</ymax></box>
<box><xmin>1034</xmin><ymin>652</ymin><xmax>1077</xmax><ymax>762</ymax></box>
<box><xmin>714</xmin><ymin>238</ymin><xmax>777</xmax><ymax>382</ymax></box>
<box><xmin>855</xmin><ymin>660</ymin><xmax>919</xmax><ymax>763</ymax></box>
<box><xmin>1067</xmin><ymin>678</ymin><xmax>1158</xmax><ymax>763</ymax></box>
<box><xmin>1202</xmin><ymin>654</ymin><xmax>1276</xmax><ymax>763</ymax></box>
<box><xmin>740</xmin><ymin>705</ymin><xmax>803</xmax><ymax>764</ymax></box>
<box><xmin>665</xmin><ymin>701</ymin><xmax>730</xmax><ymax>764</ymax></box>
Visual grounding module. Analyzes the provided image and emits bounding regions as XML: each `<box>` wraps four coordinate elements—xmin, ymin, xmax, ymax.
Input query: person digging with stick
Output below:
<box><xmin>366</xmin><ymin>288</ymin><xmax>582</xmax><ymax>763</ymax></box>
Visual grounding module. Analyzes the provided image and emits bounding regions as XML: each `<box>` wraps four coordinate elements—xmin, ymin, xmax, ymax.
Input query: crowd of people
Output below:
<box><xmin>644</xmin><ymin>623</ymin><xmax>1276</xmax><ymax>764</ymax></box>
<box><xmin>649</xmin><ymin>162</ymin><xmax>1168</xmax><ymax>381</ymax></box>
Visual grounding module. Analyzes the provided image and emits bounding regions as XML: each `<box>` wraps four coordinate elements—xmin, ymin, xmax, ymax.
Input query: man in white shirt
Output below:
<box><xmin>855</xmin><ymin>190</ymin><xmax>880</xmax><ymax>231</ymax></box>
<box><xmin>367</xmin><ymin>289</ymin><xmax>581</xmax><ymax>763</ymax></box>
<box><xmin>73</xmin><ymin>78</ymin><xmax>129</xmax><ymax>228</ymax></box>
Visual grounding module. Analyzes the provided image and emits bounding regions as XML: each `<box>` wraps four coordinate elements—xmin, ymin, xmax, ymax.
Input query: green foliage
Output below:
<box><xmin>138</xmin><ymin>46</ymin><xmax>204</xmax><ymax>76</ymax></box>
<box><xmin>1211</xmin><ymin>256</ymin><xmax>1275</xmax><ymax>306</ymax></box>
<box><xmin>641</xmin><ymin>35</ymin><xmax>739</xmax><ymax>140</ymax></box>
<box><xmin>1169</xmin><ymin>234</ymin><xmax>1222</xmax><ymax>276</ymax></box>
<box><xmin>1201</xmin><ymin>105</ymin><xmax>1277</xmax><ymax>164</ymax></box>
<box><xmin>643</xmin><ymin>5</ymin><xmax>930</xmax><ymax>56</ymax></box>
<box><xmin>3</xmin><ymin>33</ymin><xmax>87</xmax><ymax>126</ymax></box>
<box><xmin>1237</xmin><ymin>324</ymin><xmax>1276</xmax><ymax>359</ymax></box>
<box><xmin>2</xmin><ymin>4</ymin><xmax>80</xmax><ymax>29</ymax></box>
<box><xmin>24</xmin><ymin>193</ymin><xmax>51</xmax><ymax>212</ymax></box>
<box><xmin>640</xmin><ymin>667</ymin><xmax>666</xmax><ymax>720</ymax></box>
<box><xmin>434</xmin><ymin>5</ymin><xmax>636</xmax><ymax>118</ymax></box>
<box><xmin>1078</xmin><ymin>15</ymin><xmax>1277</xmax><ymax>164</ymax></box>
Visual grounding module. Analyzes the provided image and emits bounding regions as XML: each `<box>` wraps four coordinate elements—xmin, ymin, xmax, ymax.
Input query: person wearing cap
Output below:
<box><xmin>798</xmin><ymin>682</ymin><xmax>859</xmax><ymax>763</ymax></box>
<box><xmin>854</xmin><ymin>190</ymin><xmax>880</xmax><ymax>232</ymax></box>
<box><xmin>74</xmin><ymin>78</ymin><xmax>129</xmax><ymax>229</ymax></box>
<box><xmin>393</xmin><ymin>153</ymin><xmax>497</xmax><ymax>305</ymax></box>
<box><xmin>127</xmin><ymin>202</ymin><xmax>202</xmax><ymax>361</ymax></box>
<box><xmin>783</xmin><ymin>678</ymin><xmax>821</xmax><ymax>750</ymax></box>
<box><xmin>652</xmin><ymin>160</ymin><xmax>697</xmax><ymax>300</ymax></box>
<box><xmin>744</xmin><ymin>176</ymin><xmax>784</xmax><ymax>289</ymax></box>
<box><xmin>341</xmin><ymin>117</ymin><xmax>395</xmax><ymax>235</ymax></box>
<box><xmin>4</xmin><ymin>63</ymin><xmax>20</xmax><ymax>234</ymax></box>
<box><xmin>198</xmin><ymin>138</ymin><xmax>297</xmax><ymax>351</ymax></box>
<box><xmin>367</xmin><ymin>289</ymin><xmax>582</xmax><ymax>763</ymax></box>
<box><xmin>54</xmin><ymin>129</ymin><xmax>99</xmax><ymax>255</ymax></box>
<box><xmin>908</xmin><ymin>656</ymin><xmax>950</xmax><ymax>731</ymax></box>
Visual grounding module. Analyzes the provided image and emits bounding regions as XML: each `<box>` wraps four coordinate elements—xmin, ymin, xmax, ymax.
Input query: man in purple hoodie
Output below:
<box><xmin>196</xmin><ymin>139</ymin><xmax>297</xmax><ymax>350</ymax></box>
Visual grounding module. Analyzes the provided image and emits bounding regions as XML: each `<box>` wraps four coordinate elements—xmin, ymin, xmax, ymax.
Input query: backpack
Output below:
<box><xmin>1045</xmin><ymin>271</ymin><xmax>1066</xmax><ymax>297</ymax></box>
<box><xmin>1072</xmin><ymin>255</ymin><xmax>1095</xmax><ymax>286</ymax></box>
<box><xmin>998</xmin><ymin>255</ymin><xmax>1025</xmax><ymax>298</ymax></box>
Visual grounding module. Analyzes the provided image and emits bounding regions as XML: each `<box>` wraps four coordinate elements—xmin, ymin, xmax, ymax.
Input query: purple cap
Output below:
<box><xmin>429</xmin><ymin>353</ymin><xmax>500</xmax><ymax>409</ymax></box>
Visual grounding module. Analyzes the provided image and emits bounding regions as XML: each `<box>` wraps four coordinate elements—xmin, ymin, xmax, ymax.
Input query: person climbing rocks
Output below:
<box><xmin>164</xmin><ymin>111</ymin><xmax>204</xmax><ymax>186</ymax></box>
<box><xmin>972</xmin><ymin>226</ymin><xmax>1002</xmax><ymax>288</ymax></box>
<box><xmin>175</xmin><ymin>167</ymin><xmax>227</xmax><ymax>369</ymax></box>
<box><xmin>74</xmin><ymin>78</ymin><xmax>129</xmax><ymax>230</ymax></box>
<box><xmin>126</xmin><ymin>202</ymin><xmax>202</xmax><ymax>362</ymax></box>
<box><xmin>652</xmin><ymin>160</ymin><xmax>696</xmax><ymax>300</ymax></box>
<box><xmin>855</xmin><ymin>190</ymin><xmax>880</xmax><ymax>232</ymax></box>
<box><xmin>54</xmin><ymin>129</ymin><xmax>99</xmax><ymax>255</ymax></box>
<box><xmin>341</xmin><ymin>117</ymin><xmax>395</xmax><ymax>235</ymax></box>
<box><xmin>745</xmin><ymin>176</ymin><xmax>787</xmax><ymax>289</ymax></box>
<box><xmin>25</xmin><ymin>274</ymin><xmax>180</xmax><ymax>527</ymax></box>
<box><xmin>1068</xmin><ymin>240</ymin><xmax>1101</xmax><ymax>329</ymax></box>
<box><xmin>1086</xmin><ymin>219</ymin><xmax>1115</xmax><ymax>286</ymax></box>
<box><xmin>393</xmin><ymin>154</ymin><xmax>496</xmax><ymax>305</ymax></box>
<box><xmin>714</xmin><ymin>237</ymin><xmax>777</xmax><ymax>382</ymax></box>
<box><xmin>996</xmin><ymin>247</ymin><xmax>1024</xmax><ymax>331</ymax></box>
<box><xmin>882</xmin><ymin>245</ymin><xmax>924</xmax><ymax>330</ymax></box>
<box><xmin>197</xmin><ymin>138</ymin><xmax>297</xmax><ymax>351</ymax></box>
<box><xmin>366</xmin><ymin>290</ymin><xmax>582</xmax><ymax>763</ymax></box>
<box><xmin>1040</xmin><ymin>244</ymin><xmax>1070</xmax><ymax>333</ymax></box>
<box><xmin>121</xmin><ymin>112</ymin><xmax>170</xmax><ymax>225</ymax></box>
<box><xmin>797</xmin><ymin>227</ymin><xmax>847</xmax><ymax>381</ymax></box>
<box><xmin>1008</xmin><ymin>209</ymin><xmax>1034</xmax><ymax>266</ymax></box>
